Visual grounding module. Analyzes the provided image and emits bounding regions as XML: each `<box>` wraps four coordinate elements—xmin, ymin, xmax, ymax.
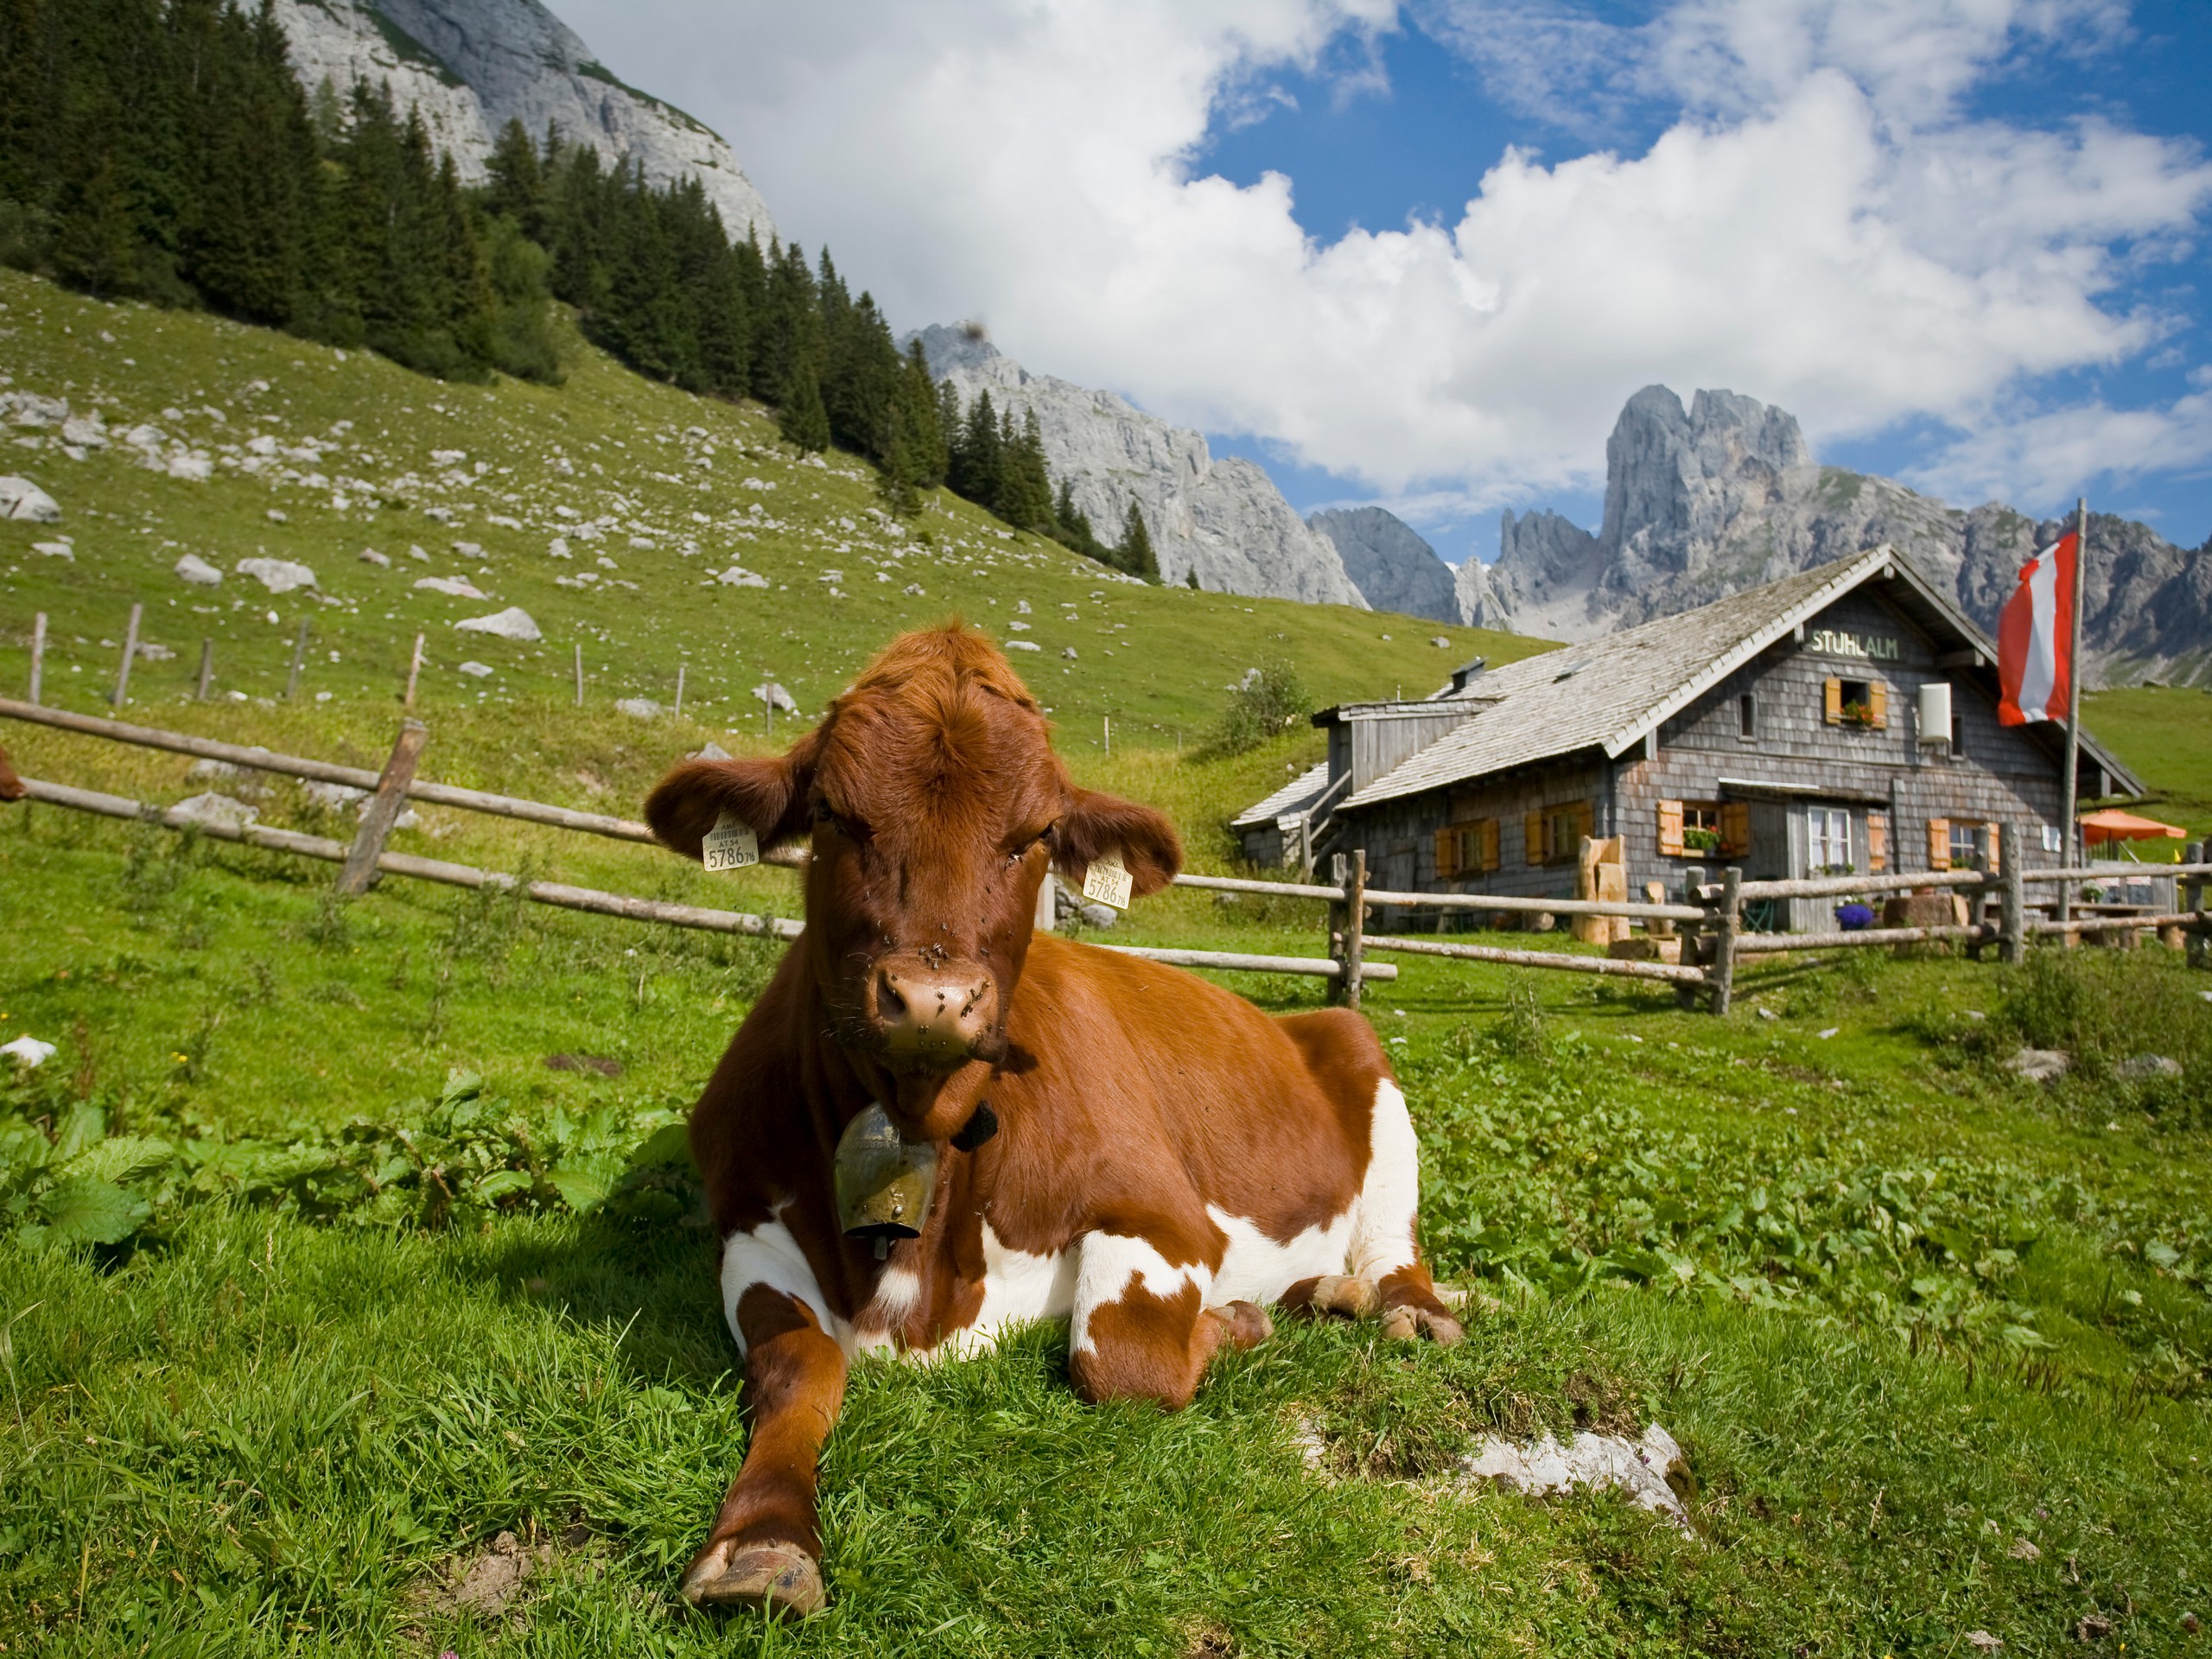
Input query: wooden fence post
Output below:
<box><xmin>404</xmin><ymin>633</ymin><xmax>423</xmax><ymax>709</ymax></box>
<box><xmin>2000</xmin><ymin>821</ymin><xmax>2025</xmax><ymax>966</ymax></box>
<box><xmin>112</xmin><ymin>602</ymin><xmax>142</xmax><ymax>709</ymax></box>
<box><xmin>284</xmin><ymin>619</ymin><xmax>308</xmax><ymax>700</ymax></box>
<box><xmin>573</xmin><ymin>644</ymin><xmax>584</xmax><ymax>708</ymax></box>
<box><xmin>1707</xmin><ymin>868</ymin><xmax>1742</xmax><ymax>1015</ymax></box>
<box><xmin>29</xmin><ymin>613</ymin><xmax>45</xmax><ymax>707</ymax></box>
<box><xmin>195</xmin><ymin>639</ymin><xmax>213</xmax><ymax>702</ymax></box>
<box><xmin>1341</xmin><ymin>849</ymin><xmax>1369</xmax><ymax>1012</ymax></box>
<box><xmin>675</xmin><ymin>664</ymin><xmax>686</xmax><ymax>719</ymax></box>
<box><xmin>335</xmin><ymin>719</ymin><xmax>429</xmax><ymax>896</ymax></box>
<box><xmin>2188</xmin><ymin>842</ymin><xmax>2207</xmax><ymax>971</ymax></box>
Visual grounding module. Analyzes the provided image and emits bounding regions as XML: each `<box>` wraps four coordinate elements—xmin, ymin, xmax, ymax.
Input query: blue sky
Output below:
<box><xmin>1194</xmin><ymin>2</ymin><xmax>2212</xmax><ymax>563</ymax></box>
<box><xmin>566</xmin><ymin>0</ymin><xmax>2212</xmax><ymax>569</ymax></box>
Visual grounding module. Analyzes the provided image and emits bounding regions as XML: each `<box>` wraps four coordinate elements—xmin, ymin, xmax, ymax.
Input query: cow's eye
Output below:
<box><xmin>815</xmin><ymin>802</ymin><xmax>868</xmax><ymax>840</ymax></box>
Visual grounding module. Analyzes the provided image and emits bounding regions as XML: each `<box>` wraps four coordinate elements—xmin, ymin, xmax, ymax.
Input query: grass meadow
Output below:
<box><xmin>3</xmin><ymin>265</ymin><xmax>2212</xmax><ymax>1656</ymax></box>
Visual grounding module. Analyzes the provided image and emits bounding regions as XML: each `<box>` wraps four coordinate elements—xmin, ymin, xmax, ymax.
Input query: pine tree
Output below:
<box><xmin>1116</xmin><ymin>499</ymin><xmax>1160</xmax><ymax>582</ymax></box>
<box><xmin>483</xmin><ymin>118</ymin><xmax>545</xmax><ymax>239</ymax></box>
<box><xmin>992</xmin><ymin>406</ymin><xmax>1054</xmax><ymax>533</ymax></box>
<box><xmin>779</xmin><ymin>353</ymin><xmax>830</xmax><ymax>452</ymax></box>
<box><xmin>951</xmin><ymin>388</ymin><xmax>1002</xmax><ymax>505</ymax></box>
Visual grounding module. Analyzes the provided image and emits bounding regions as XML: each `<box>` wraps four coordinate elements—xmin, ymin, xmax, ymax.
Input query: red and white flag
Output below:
<box><xmin>1998</xmin><ymin>529</ymin><xmax>2076</xmax><ymax>726</ymax></box>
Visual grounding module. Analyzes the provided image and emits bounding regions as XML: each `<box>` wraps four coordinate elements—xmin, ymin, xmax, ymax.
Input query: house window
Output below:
<box><xmin>1434</xmin><ymin>819</ymin><xmax>1499</xmax><ymax>879</ymax></box>
<box><xmin>1739</xmin><ymin>693</ymin><xmax>1757</xmax><ymax>739</ymax></box>
<box><xmin>1808</xmin><ymin>807</ymin><xmax>1853</xmax><ymax>874</ymax></box>
<box><xmin>1949</xmin><ymin>714</ymin><xmax>1966</xmax><ymax>757</ymax></box>
<box><xmin>1948</xmin><ymin>821</ymin><xmax>1980</xmax><ymax>870</ymax></box>
<box><xmin>1661</xmin><ymin>799</ymin><xmax>1751</xmax><ymax>858</ymax></box>
<box><xmin>2043</xmin><ymin>823</ymin><xmax>2064</xmax><ymax>854</ymax></box>
<box><xmin>1525</xmin><ymin>799</ymin><xmax>1594</xmax><ymax>866</ymax></box>
<box><xmin>1824</xmin><ymin>677</ymin><xmax>1889</xmax><ymax>728</ymax></box>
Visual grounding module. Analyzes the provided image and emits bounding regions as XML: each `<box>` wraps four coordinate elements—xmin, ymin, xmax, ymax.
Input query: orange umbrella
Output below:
<box><xmin>2079</xmin><ymin>808</ymin><xmax>2187</xmax><ymax>844</ymax></box>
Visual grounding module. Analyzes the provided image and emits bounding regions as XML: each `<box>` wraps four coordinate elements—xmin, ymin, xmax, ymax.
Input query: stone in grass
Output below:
<box><xmin>457</xmin><ymin>661</ymin><xmax>495</xmax><ymax>679</ymax></box>
<box><xmin>175</xmin><ymin>553</ymin><xmax>222</xmax><ymax>586</ymax></box>
<box><xmin>32</xmin><ymin>540</ymin><xmax>73</xmax><ymax>560</ymax></box>
<box><xmin>1457</xmin><ymin>1423</ymin><xmax>1693</xmax><ymax>1535</ymax></box>
<box><xmin>415</xmin><ymin>575</ymin><xmax>486</xmax><ymax>599</ymax></box>
<box><xmin>2115</xmin><ymin>1055</ymin><xmax>2183</xmax><ymax>1081</ymax></box>
<box><xmin>2007</xmin><ymin>1048</ymin><xmax>2071</xmax><ymax>1084</ymax></box>
<box><xmin>1964</xmin><ymin>1635</ymin><xmax>2003</xmax><ymax>1654</ymax></box>
<box><xmin>0</xmin><ymin>476</ymin><xmax>60</xmax><ymax>521</ymax></box>
<box><xmin>751</xmin><ymin>682</ymin><xmax>797</xmax><ymax>714</ymax></box>
<box><xmin>692</xmin><ymin>741</ymin><xmax>733</xmax><ymax>761</ymax></box>
<box><xmin>616</xmin><ymin>697</ymin><xmax>663</xmax><ymax>719</ymax></box>
<box><xmin>1062</xmin><ymin>646</ymin><xmax>1078</xmax><ymax>659</ymax></box>
<box><xmin>1006</xmin><ymin>639</ymin><xmax>1041</xmax><ymax>652</ymax></box>
<box><xmin>2</xmin><ymin>1035</ymin><xmax>57</xmax><ymax>1068</ymax></box>
<box><xmin>454</xmin><ymin>607</ymin><xmax>541</xmax><ymax>643</ymax></box>
<box><xmin>715</xmin><ymin>565</ymin><xmax>768</xmax><ymax>588</ymax></box>
<box><xmin>359</xmin><ymin>547</ymin><xmax>391</xmax><ymax>567</ymax></box>
<box><xmin>1431</xmin><ymin>635</ymin><xmax>1452</xmax><ymax>648</ymax></box>
<box><xmin>1078</xmin><ymin>902</ymin><xmax>1118</xmax><ymax>929</ymax></box>
<box><xmin>235</xmin><ymin>556</ymin><xmax>316</xmax><ymax>594</ymax></box>
<box><xmin>169</xmin><ymin>791</ymin><xmax>259</xmax><ymax>830</ymax></box>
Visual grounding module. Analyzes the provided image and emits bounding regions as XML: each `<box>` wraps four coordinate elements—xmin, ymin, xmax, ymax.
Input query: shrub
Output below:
<box><xmin>1201</xmin><ymin>661</ymin><xmax>1309</xmax><ymax>758</ymax></box>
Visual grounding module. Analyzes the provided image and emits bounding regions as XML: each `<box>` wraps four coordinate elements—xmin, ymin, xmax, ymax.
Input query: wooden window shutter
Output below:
<box><xmin>1657</xmin><ymin>799</ymin><xmax>1685</xmax><ymax>856</ymax></box>
<box><xmin>1928</xmin><ymin>817</ymin><xmax>1951</xmax><ymax>871</ymax></box>
<box><xmin>1824</xmin><ymin>677</ymin><xmax>1844</xmax><ymax>724</ymax></box>
<box><xmin>1870</xmin><ymin>682</ymin><xmax>1889</xmax><ymax>728</ymax></box>
<box><xmin>1480</xmin><ymin>818</ymin><xmax>1500</xmax><ymax>873</ymax></box>
<box><xmin>1524</xmin><ymin>809</ymin><xmax>1546</xmax><ymax>866</ymax></box>
<box><xmin>1866</xmin><ymin>811</ymin><xmax>1888</xmax><ymax>873</ymax></box>
<box><xmin>1719</xmin><ymin>801</ymin><xmax>1751</xmax><ymax>858</ymax></box>
<box><xmin>1984</xmin><ymin>823</ymin><xmax>2001</xmax><ymax>874</ymax></box>
<box><xmin>1575</xmin><ymin>801</ymin><xmax>1596</xmax><ymax>847</ymax></box>
<box><xmin>1434</xmin><ymin>825</ymin><xmax>1459</xmax><ymax>880</ymax></box>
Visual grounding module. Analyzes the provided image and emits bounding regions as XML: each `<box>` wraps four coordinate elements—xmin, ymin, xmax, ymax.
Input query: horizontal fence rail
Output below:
<box><xmin>6</xmin><ymin>700</ymin><xmax>2205</xmax><ymax>1012</ymax></box>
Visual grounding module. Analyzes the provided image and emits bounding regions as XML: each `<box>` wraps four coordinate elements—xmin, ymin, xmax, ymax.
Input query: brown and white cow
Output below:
<box><xmin>644</xmin><ymin>625</ymin><xmax>1460</xmax><ymax>1618</ymax></box>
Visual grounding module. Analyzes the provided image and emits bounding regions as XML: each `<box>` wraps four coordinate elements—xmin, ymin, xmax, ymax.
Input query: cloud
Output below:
<box><xmin>553</xmin><ymin>0</ymin><xmax>2209</xmax><ymax>521</ymax></box>
<box><xmin>1908</xmin><ymin>391</ymin><xmax>2212</xmax><ymax>512</ymax></box>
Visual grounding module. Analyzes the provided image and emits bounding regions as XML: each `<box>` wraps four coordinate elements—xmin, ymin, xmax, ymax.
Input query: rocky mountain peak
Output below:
<box><xmin>276</xmin><ymin>0</ymin><xmax>775</xmax><ymax>243</ymax></box>
<box><xmin>1306</xmin><ymin>507</ymin><xmax>1457</xmax><ymax>623</ymax></box>
<box><xmin>913</xmin><ymin>328</ymin><xmax>1365</xmax><ymax>607</ymax></box>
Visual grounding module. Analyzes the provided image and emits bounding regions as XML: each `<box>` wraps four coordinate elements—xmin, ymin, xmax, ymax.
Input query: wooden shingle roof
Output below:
<box><xmin>1335</xmin><ymin>546</ymin><xmax>2141</xmax><ymax>809</ymax></box>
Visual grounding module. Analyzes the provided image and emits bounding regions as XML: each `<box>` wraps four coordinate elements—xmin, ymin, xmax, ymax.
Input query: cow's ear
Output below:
<box><xmin>1057</xmin><ymin>785</ymin><xmax>1182</xmax><ymax>897</ymax></box>
<box><xmin>645</xmin><ymin>734</ymin><xmax>818</xmax><ymax>860</ymax></box>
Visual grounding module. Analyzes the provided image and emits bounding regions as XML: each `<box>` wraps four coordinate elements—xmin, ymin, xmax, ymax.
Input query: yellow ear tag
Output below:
<box><xmin>1082</xmin><ymin>849</ymin><xmax>1134</xmax><ymax>910</ymax></box>
<box><xmin>702</xmin><ymin>810</ymin><xmax>760</xmax><ymax>873</ymax></box>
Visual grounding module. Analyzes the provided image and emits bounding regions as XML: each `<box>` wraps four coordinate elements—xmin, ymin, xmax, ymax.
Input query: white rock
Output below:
<box><xmin>2007</xmin><ymin>1048</ymin><xmax>2072</xmax><ymax>1083</ymax></box>
<box><xmin>32</xmin><ymin>541</ymin><xmax>73</xmax><ymax>561</ymax></box>
<box><xmin>457</xmin><ymin>660</ymin><xmax>494</xmax><ymax>678</ymax></box>
<box><xmin>454</xmin><ymin>607</ymin><xmax>541</xmax><ymax>642</ymax></box>
<box><xmin>61</xmin><ymin>416</ymin><xmax>108</xmax><ymax>448</ymax></box>
<box><xmin>167</xmin><ymin>451</ymin><xmax>213</xmax><ymax>481</ymax></box>
<box><xmin>715</xmin><ymin>566</ymin><xmax>768</xmax><ymax>588</ymax></box>
<box><xmin>548</xmin><ymin>537</ymin><xmax>569</xmax><ymax>557</ymax></box>
<box><xmin>236</xmin><ymin>556</ymin><xmax>317</xmax><ymax>594</ymax></box>
<box><xmin>136</xmin><ymin>642</ymin><xmax>175</xmax><ymax>662</ymax></box>
<box><xmin>2115</xmin><ymin>1054</ymin><xmax>2183</xmax><ymax>1081</ymax></box>
<box><xmin>359</xmin><ymin>546</ymin><xmax>391</xmax><ymax>567</ymax></box>
<box><xmin>1459</xmin><ymin>1424</ymin><xmax>1691</xmax><ymax>1535</ymax></box>
<box><xmin>1431</xmin><ymin>635</ymin><xmax>1452</xmax><ymax>648</ymax></box>
<box><xmin>300</xmin><ymin>780</ymin><xmax>369</xmax><ymax>810</ymax></box>
<box><xmin>3</xmin><ymin>393</ymin><xmax>67</xmax><ymax>427</ymax></box>
<box><xmin>1015</xmin><ymin>600</ymin><xmax>1032</xmax><ymax>613</ymax></box>
<box><xmin>266</xmin><ymin>509</ymin><xmax>289</xmax><ymax>524</ymax></box>
<box><xmin>408</xmin><ymin>545</ymin><xmax>429</xmax><ymax>563</ymax></box>
<box><xmin>414</xmin><ymin>575</ymin><xmax>487</xmax><ymax>599</ymax></box>
<box><xmin>693</xmin><ymin>741</ymin><xmax>733</xmax><ymax>761</ymax></box>
<box><xmin>1061</xmin><ymin>646</ymin><xmax>1078</xmax><ymax>659</ymax></box>
<box><xmin>903</xmin><ymin>583</ymin><xmax>925</xmax><ymax>596</ymax></box>
<box><xmin>1008</xmin><ymin>620</ymin><xmax>1031</xmax><ymax>632</ymax></box>
<box><xmin>1006</xmin><ymin>639</ymin><xmax>1042</xmax><ymax>652</ymax></box>
<box><xmin>616</xmin><ymin>697</ymin><xmax>663</xmax><ymax>719</ymax></box>
<box><xmin>0</xmin><ymin>476</ymin><xmax>60</xmax><ymax>521</ymax></box>
<box><xmin>454</xmin><ymin>540</ymin><xmax>482</xmax><ymax>556</ymax></box>
<box><xmin>750</xmin><ymin>682</ymin><xmax>798</xmax><ymax>713</ymax></box>
<box><xmin>175</xmin><ymin>553</ymin><xmax>223</xmax><ymax>586</ymax></box>
<box><xmin>1</xmin><ymin>1035</ymin><xmax>57</xmax><ymax>1068</ymax></box>
<box><xmin>170</xmin><ymin>791</ymin><xmax>260</xmax><ymax>830</ymax></box>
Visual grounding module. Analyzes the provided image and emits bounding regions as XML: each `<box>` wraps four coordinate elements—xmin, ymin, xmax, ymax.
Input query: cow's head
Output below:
<box><xmin>646</xmin><ymin>625</ymin><xmax>1180</xmax><ymax>1138</ymax></box>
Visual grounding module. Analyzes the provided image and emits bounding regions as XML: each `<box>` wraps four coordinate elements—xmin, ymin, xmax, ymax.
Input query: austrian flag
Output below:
<box><xmin>1998</xmin><ymin>530</ymin><xmax>2077</xmax><ymax>726</ymax></box>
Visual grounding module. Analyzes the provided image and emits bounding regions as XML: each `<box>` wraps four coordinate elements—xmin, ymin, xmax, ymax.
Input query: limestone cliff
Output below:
<box><xmin>1307</xmin><ymin>507</ymin><xmax>1458</xmax><ymax>622</ymax></box>
<box><xmin>276</xmin><ymin>0</ymin><xmax>774</xmax><ymax>243</ymax></box>
<box><xmin>1479</xmin><ymin>385</ymin><xmax>2212</xmax><ymax>686</ymax></box>
<box><xmin>912</xmin><ymin>326</ymin><xmax>1365</xmax><ymax>607</ymax></box>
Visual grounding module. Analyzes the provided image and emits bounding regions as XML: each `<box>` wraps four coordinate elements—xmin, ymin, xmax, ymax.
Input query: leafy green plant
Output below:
<box><xmin>0</xmin><ymin>1101</ymin><xmax>172</xmax><ymax>1252</ymax></box>
<box><xmin>1199</xmin><ymin>661</ymin><xmax>1310</xmax><ymax>759</ymax></box>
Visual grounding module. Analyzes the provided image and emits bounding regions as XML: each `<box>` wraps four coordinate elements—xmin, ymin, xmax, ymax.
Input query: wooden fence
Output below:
<box><xmin>7</xmin><ymin>700</ymin><xmax>2204</xmax><ymax>1012</ymax></box>
<box><xmin>0</xmin><ymin>701</ymin><xmax>1395</xmax><ymax>988</ymax></box>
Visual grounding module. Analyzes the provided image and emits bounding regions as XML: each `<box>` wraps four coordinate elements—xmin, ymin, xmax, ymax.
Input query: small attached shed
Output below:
<box><xmin>1241</xmin><ymin>546</ymin><xmax>2143</xmax><ymax>932</ymax></box>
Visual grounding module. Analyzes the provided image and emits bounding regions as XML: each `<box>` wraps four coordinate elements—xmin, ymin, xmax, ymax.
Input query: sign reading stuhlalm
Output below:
<box><xmin>1806</xmin><ymin>628</ymin><xmax>1901</xmax><ymax>663</ymax></box>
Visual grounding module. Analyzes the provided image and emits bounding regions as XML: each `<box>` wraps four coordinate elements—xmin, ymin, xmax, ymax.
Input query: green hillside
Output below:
<box><xmin>0</xmin><ymin>266</ymin><xmax>1541</xmax><ymax>752</ymax></box>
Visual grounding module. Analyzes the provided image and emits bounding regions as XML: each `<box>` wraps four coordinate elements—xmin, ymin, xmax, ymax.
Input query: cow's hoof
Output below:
<box><xmin>1221</xmin><ymin>1300</ymin><xmax>1274</xmax><ymax>1349</ymax></box>
<box><xmin>1310</xmin><ymin>1274</ymin><xmax>1382</xmax><ymax>1320</ymax></box>
<box><xmin>680</xmin><ymin>1539</ymin><xmax>824</xmax><ymax>1618</ymax></box>
<box><xmin>1382</xmin><ymin>1304</ymin><xmax>1465</xmax><ymax>1346</ymax></box>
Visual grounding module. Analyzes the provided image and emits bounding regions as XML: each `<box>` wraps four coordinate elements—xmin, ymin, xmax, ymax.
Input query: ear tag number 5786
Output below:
<box><xmin>702</xmin><ymin>810</ymin><xmax>760</xmax><ymax>873</ymax></box>
<box><xmin>1083</xmin><ymin>850</ymin><xmax>1133</xmax><ymax>911</ymax></box>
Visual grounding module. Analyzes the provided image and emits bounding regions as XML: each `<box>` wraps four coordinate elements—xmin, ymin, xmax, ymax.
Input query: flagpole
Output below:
<box><xmin>2058</xmin><ymin>495</ymin><xmax>2088</xmax><ymax>926</ymax></box>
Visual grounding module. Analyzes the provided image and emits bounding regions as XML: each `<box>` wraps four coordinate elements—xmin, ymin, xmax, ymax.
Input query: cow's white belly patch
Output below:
<box><xmin>1206</xmin><ymin>1205</ymin><xmax>1355</xmax><ymax>1305</ymax></box>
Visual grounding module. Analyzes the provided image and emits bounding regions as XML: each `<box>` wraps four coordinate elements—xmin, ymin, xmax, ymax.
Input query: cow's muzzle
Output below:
<box><xmin>866</xmin><ymin>954</ymin><xmax>1001</xmax><ymax>1070</ymax></box>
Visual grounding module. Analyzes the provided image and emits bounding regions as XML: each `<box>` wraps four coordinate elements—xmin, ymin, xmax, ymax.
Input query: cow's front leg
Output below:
<box><xmin>681</xmin><ymin>1285</ymin><xmax>847</xmax><ymax>1618</ymax></box>
<box><xmin>1066</xmin><ymin>1230</ymin><xmax>1265</xmax><ymax>1408</ymax></box>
